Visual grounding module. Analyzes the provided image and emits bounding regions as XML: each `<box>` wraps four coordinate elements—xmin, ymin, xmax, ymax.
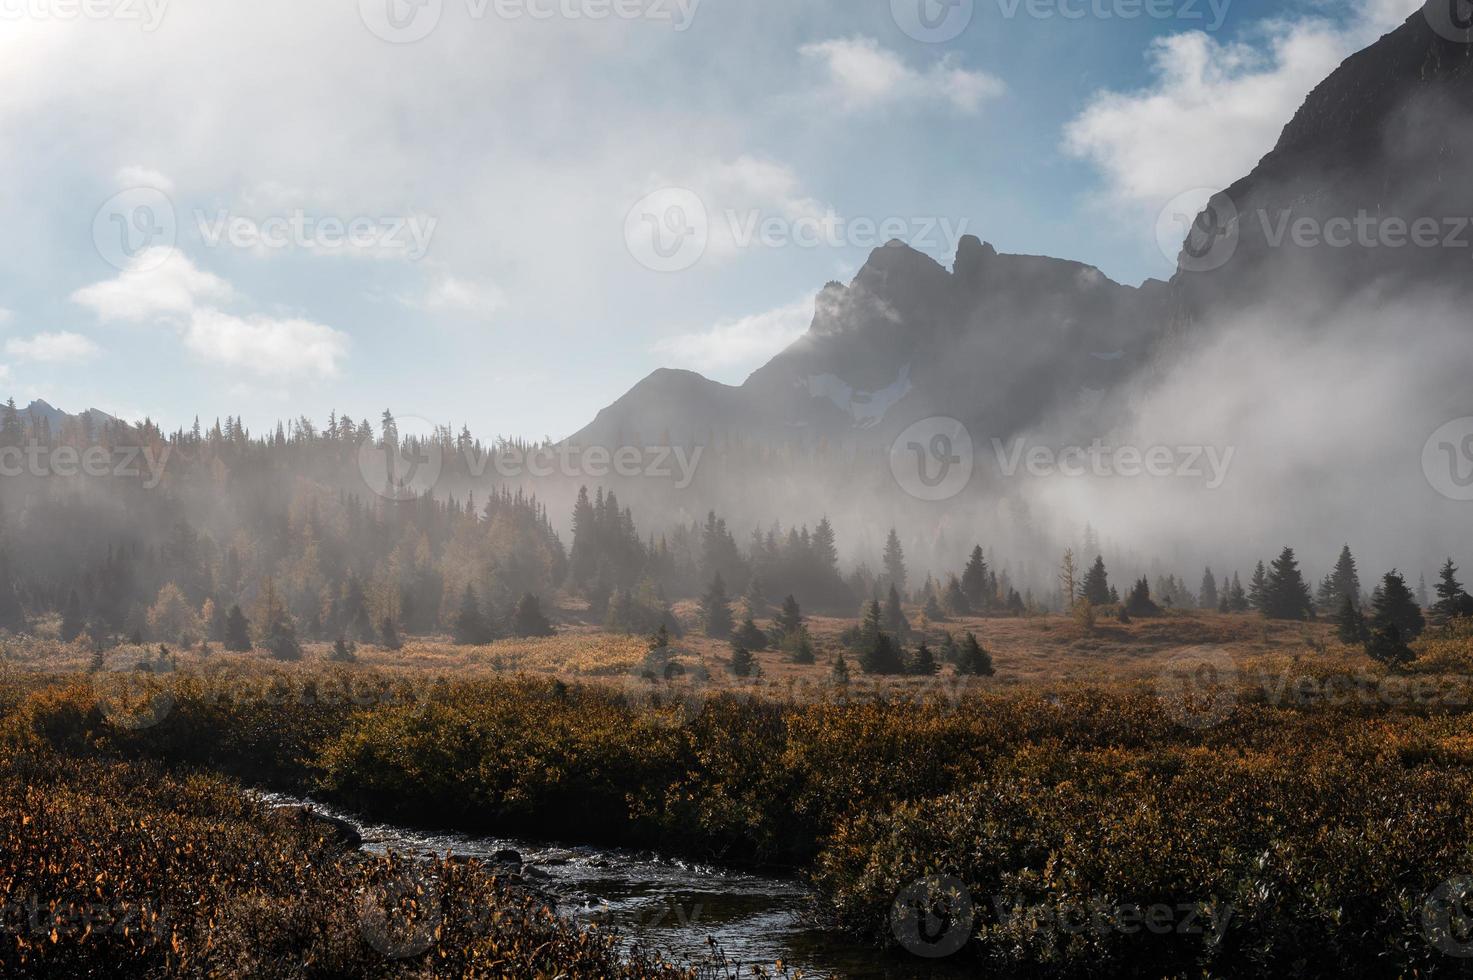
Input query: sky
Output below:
<box><xmin>0</xmin><ymin>0</ymin><xmax>1418</xmax><ymax>440</ymax></box>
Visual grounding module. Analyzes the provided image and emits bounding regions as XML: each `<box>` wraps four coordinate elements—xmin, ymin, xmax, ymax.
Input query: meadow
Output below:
<box><xmin>6</xmin><ymin>610</ymin><xmax>1473</xmax><ymax>976</ymax></box>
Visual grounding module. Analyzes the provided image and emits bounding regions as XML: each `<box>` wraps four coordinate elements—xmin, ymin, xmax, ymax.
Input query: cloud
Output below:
<box><xmin>115</xmin><ymin>166</ymin><xmax>175</xmax><ymax>192</ymax></box>
<box><xmin>653</xmin><ymin>296</ymin><xmax>812</xmax><ymax>378</ymax></box>
<box><xmin>800</xmin><ymin>37</ymin><xmax>1004</xmax><ymax>114</ymax></box>
<box><xmin>4</xmin><ymin>332</ymin><xmax>101</xmax><ymax>362</ymax></box>
<box><xmin>423</xmin><ymin>275</ymin><xmax>507</xmax><ymax>316</ymax></box>
<box><xmin>1062</xmin><ymin>1</ymin><xmax>1417</xmax><ymax>211</ymax></box>
<box><xmin>72</xmin><ymin>247</ymin><xmax>348</xmax><ymax>379</ymax></box>
<box><xmin>185</xmin><ymin>309</ymin><xmax>348</xmax><ymax>379</ymax></box>
<box><xmin>72</xmin><ymin>247</ymin><xmax>233</xmax><ymax>322</ymax></box>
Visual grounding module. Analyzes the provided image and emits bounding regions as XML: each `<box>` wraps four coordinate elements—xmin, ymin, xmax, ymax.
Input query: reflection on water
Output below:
<box><xmin>256</xmin><ymin>792</ymin><xmax>968</xmax><ymax>979</ymax></box>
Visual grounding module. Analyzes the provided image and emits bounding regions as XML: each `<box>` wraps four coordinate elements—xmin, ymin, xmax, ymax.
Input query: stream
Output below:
<box><xmin>256</xmin><ymin>792</ymin><xmax>966</xmax><ymax>978</ymax></box>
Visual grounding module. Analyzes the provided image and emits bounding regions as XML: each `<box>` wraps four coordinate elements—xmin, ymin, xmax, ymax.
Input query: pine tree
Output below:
<box><xmin>331</xmin><ymin>635</ymin><xmax>358</xmax><ymax>663</ymax></box>
<box><xmin>735</xmin><ymin>615</ymin><xmax>769</xmax><ymax>651</ymax></box>
<box><xmin>744</xmin><ymin>575</ymin><xmax>769</xmax><ymax>617</ymax></box>
<box><xmin>510</xmin><ymin>593</ymin><xmax>555</xmax><ymax>637</ymax></box>
<box><xmin>883</xmin><ymin>584</ymin><xmax>910</xmax><ymax>641</ymax></box>
<box><xmin>1248</xmin><ymin>562</ymin><xmax>1268</xmax><ymax>614</ymax></box>
<box><xmin>784</xmin><ymin>627</ymin><xmax>816</xmax><ymax>665</ymax></box>
<box><xmin>861</xmin><ymin>631</ymin><xmax>905</xmax><ymax>675</ymax></box>
<box><xmin>942</xmin><ymin>575</ymin><xmax>970</xmax><ymax>618</ymax></box>
<box><xmin>1228</xmin><ymin>572</ymin><xmax>1249</xmax><ymax>613</ymax></box>
<box><xmin>378</xmin><ymin>616</ymin><xmax>403</xmax><ymax>650</ymax></box>
<box><xmin>1370</xmin><ymin>570</ymin><xmax>1426</xmax><ymax>643</ymax></box>
<box><xmin>1081</xmin><ymin>556</ymin><xmax>1111</xmax><ymax>607</ymax></box>
<box><xmin>1125</xmin><ymin>578</ymin><xmax>1160</xmax><ymax>618</ymax></box>
<box><xmin>454</xmin><ymin>584</ymin><xmax>492</xmax><ymax>645</ymax></box>
<box><xmin>940</xmin><ymin>631</ymin><xmax>959</xmax><ymax>665</ymax></box>
<box><xmin>1330</xmin><ymin>545</ymin><xmax>1362</xmax><ymax>610</ymax></box>
<box><xmin>831</xmin><ymin>654</ymin><xmax>851</xmax><ymax>686</ymax></box>
<box><xmin>922</xmin><ymin>591</ymin><xmax>946</xmax><ymax>622</ymax></box>
<box><xmin>777</xmin><ymin>595</ymin><xmax>804</xmax><ymax>638</ymax></box>
<box><xmin>909</xmin><ymin>640</ymin><xmax>940</xmax><ymax>676</ymax></box>
<box><xmin>223</xmin><ymin>605</ymin><xmax>253</xmax><ymax>652</ymax></box>
<box><xmin>1336</xmin><ymin>593</ymin><xmax>1367</xmax><ymax>646</ymax></box>
<box><xmin>1198</xmin><ymin>568</ymin><xmax>1219</xmax><ymax>611</ymax></box>
<box><xmin>729</xmin><ymin>644</ymin><xmax>756</xmax><ymax>678</ymax></box>
<box><xmin>700</xmin><ymin>574</ymin><xmax>733</xmax><ymax>639</ymax></box>
<box><xmin>956</xmin><ymin>631</ymin><xmax>994</xmax><ymax>677</ymax></box>
<box><xmin>1432</xmin><ymin>558</ymin><xmax>1473</xmax><ymax>624</ymax></box>
<box><xmin>882</xmin><ymin>528</ymin><xmax>908</xmax><ymax>594</ymax></box>
<box><xmin>1263</xmin><ymin>548</ymin><xmax>1314</xmax><ymax>621</ymax></box>
<box><xmin>265</xmin><ymin>611</ymin><xmax>302</xmax><ymax>662</ymax></box>
<box><xmin>961</xmin><ymin>546</ymin><xmax>990</xmax><ymax>612</ymax></box>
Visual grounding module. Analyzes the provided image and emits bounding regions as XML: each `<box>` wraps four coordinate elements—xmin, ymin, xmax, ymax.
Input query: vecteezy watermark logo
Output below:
<box><xmin>625</xmin><ymin>188</ymin><xmax>708</xmax><ymax>273</ymax></box>
<box><xmin>0</xmin><ymin>0</ymin><xmax>169</xmax><ymax>30</ymax></box>
<box><xmin>93</xmin><ymin>666</ymin><xmax>176</xmax><ymax>731</ymax></box>
<box><xmin>891</xmin><ymin>417</ymin><xmax>974</xmax><ymax>502</ymax></box>
<box><xmin>1157</xmin><ymin>647</ymin><xmax>1238</xmax><ymax>729</ymax></box>
<box><xmin>362</xmin><ymin>0</ymin><xmax>699</xmax><ymax>42</ymax></box>
<box><xmin>1424</xmin><ymin>418</ymin><xmax>1473</xmax><ymax>502</ymax></box>
<box><xmin>1425</xmin><ymin>877</ymin><xmax>1473</xmax><ymax>957</ymax></box>
<box><xmin>1157</xmin><ymin>189</ymin><xmax>1239</xmax><ymax>273</ymax></box>
<box><xmin>991</xmin><ymin>439</ymin><xmax>1235</xmax><ymax>489</ymax></box>
<box><xmin>195</xmin><ymin>210</ymin><xmax>437</xmax><ymax>260</ymax></box>
<box><xmin>357</xmin><ymin>416</ymin><xmax>444</xmax><ymax>503</ymax></box>
<box><xmin>892</xmin><ymin>0</ymin><xmax>973</xmax><ymax>42</ymax></box>
<box><xmin>360</xmin><ymin>0</ymin><xmax>443</xmax><ymax>42</ymax></box>
<box><xmin>94</xmin><ymin>186</ymin><xmax>177</xmax><ymax>271</ymax></box>
<box><xmin>1425</xmin><ymin>0</ymin><xmax>1473</xmax><ymax>43</ymax></box>
<box><xmin>727</xmin><ymin>212</ymin><xmax>970</xmax><ymax>253</ymax></box>
<box><xmin>891</xmin><ymin>876</ymin><xmax>974</xmax><ymax>958</ymax></box>
<box><xmin>0</xmin><ymin>443</ymin><xmax>171</xmax><ymax>489</ymax></box>
<box><xmin>358</xmin><ymin>869</ymin><xmax>443</xmax><ymax>959</ymax></box>
<box><xmin>993</xmin><ymin>0</ymin><xmax>1230</xmax><ymax>30</ymax></box>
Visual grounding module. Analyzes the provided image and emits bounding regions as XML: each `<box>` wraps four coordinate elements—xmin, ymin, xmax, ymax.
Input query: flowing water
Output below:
<box><xmin>256</xmin><ymin>792</ymin><xmax>966</xmax><ymax>978</ymax></box>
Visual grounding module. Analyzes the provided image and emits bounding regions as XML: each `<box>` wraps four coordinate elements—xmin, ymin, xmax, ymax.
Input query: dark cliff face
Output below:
<box><xmin>574</xmin><ymin>7</ymin><xmax>1473</xmax><ymax>455</ymax></box>
<box><xmin>572</xmin><ymin>237</ymin><xmax>1162</xmax><ymax>450</ymax></box>
<box><xmin>1170</xmin><ymin>8</ymin><xmax>1473</xmax><ymax>324</ymax></box>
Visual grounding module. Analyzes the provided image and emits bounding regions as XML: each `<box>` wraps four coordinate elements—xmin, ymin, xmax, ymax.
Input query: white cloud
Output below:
<box><xmin>1062</xmin><ymin>1</ymin><xmax>1417</xmax><ymax>212</ymax></box>
<box><xmin>5</xmin><ymin>332</ymin><xmax>101</xmax><ymax>362</ymax></box>
<box><xmin>72</xmin><ymin>247</ymin><xmax>348</xmax><ymax>379</ymax></box>
<box><xmin>185</xmin><ymin>309</ymin><xmax>348</xmax><ymax>379</ymax></box>
<box><xmin>653</xmin><ymin>296</ymin><xmax>812</xmax><ymax>378</ymax></box>
<box><xmin>115</xmin><ymin>166</ymin><xmax>175</xmax><ymax>192</ymax></box>
<box><xmin>423</xmin><ymin>275</ymin><xmax>507</xmax><ymax>316</ymax></box>
<box><xmin>72</xmin><ymin>247</ymin><xmax>233</xmax><ymax>322</ymax></box>
<box><xmin>800</xmin><ymin>37</ymin><xmax>1004</xmax><ymax>114</ymax></box>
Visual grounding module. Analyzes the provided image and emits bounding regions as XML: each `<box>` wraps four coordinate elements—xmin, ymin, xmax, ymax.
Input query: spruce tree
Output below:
<box><xmin>956</xmin><ymin>631</ymin><xmax>994</xmax><ymax>677</ymax></box>
<box><xmin>378</xmin><ymin>616</ymin><xmax>403</xmax><ymax>650</ymax></box>
<box><xmin>883</xmin><ymin>584</ymin><xmax>910</xmax><ymax>641</ymax></box>
<box><xmin>922</xmin><ymin>591</ymin><xmax>946</xmax><ymax>622</ymax></box>
<box><xmin>1081</xmin><ymin>556</ymin><xmax>1111</xmax><ymax>607</ymax></box>
<box><xmin>961</xmin><ymin>546</ymin><xmax>990</xmax><ymax>612</ymax></box>
<box><xmin>1263</xmin><ymin>548</ymin><xmax>1314</xmax><ymax>621</ymax></box>
<box><xmin>265</xmin><ymin>611</ymin><xmax>302</xmax><ymax>662</ymax></box>
<box><xmin>777</xmin><ymin>594</ymin><xmax>804</xmax><ymax>638</ymax></box>
<box><xmin>1198</xmin><ymin>568</ymin><xmax>1219</xmax><ymax>611</ymax></box>
<box><xmin>882</xmin><ymin>529</ymin><xmax>908</xmax><ymax>594</ymax></box>
<box><xmin>331</xmin><ymin>635</ymin><xmax>358</xmax><ymax>663</ymax></box>
<box><xmin>1125</xmin><ymin>578</ymin><xmax>1160</xmax><ymax>618</ymax></box>
<box><xmin>735</xmin><ymin>615</ymin><xmax>769</xmax><ymax>651</ymax></box>
<box><xmin>860</xmin><ymin>631</ymin><xmax>905</xmax><ymax>675</ymax></box>
<box><xmin>942</xmin><ymin>575</ymin><xmax>970</xmax><ymax>618</ymax></box>
<box><xmin>784</xmin><ymin>627</ymin><xmax>816</xmax><ymax>665</ymax></box>
<box><xmin>909</xmin><ymin>640</ymin><xmax>940</xmax><ymax>676</ymax></box>
<box><xmin>729</xmin><ymin>644</ymin><xmax>756</xmax><ymax>678</ymax></box>
<box><xmin>1336</xmin><ymin>593</ymin><xmax>1367</xmax><ymax>646</ymax></box>
<box><xmin>1370</xmin><ymin>570</ymin><xmax>1426</xmax><ymax>643</ymax></box>
<box><xmin>223</xmin><ymin>605</ymin><xmax>253</xmax><ymax>652</ymax></box>
<box><xmin>831</xmin><ymin>654</ymin><xmax>851</xmax><ymax>686</ymax></box>
<box><xmin>510</xmin><ymin>593</ymin><xmax>555</xmax><ymax>637</ymax></box>
<box><xmin>1330</xmin><ymin>545</ymin><xmax>1362</xmax><ymax>610</ymax></box>
<box><xmin>454</xmin><ymin>585</ymin><xmax>492</xmax><ymax>645</ymax></box>
<box><xmin>700</xmin><ymin>574</ymin><xmax>733</xmax><ymax>639</ymax></box>
<box><xmin>1248</xmin><ymin>562</ymin><xmax>1268</xmax><ymax>614</ymax></box>
<box><xmin>1432</xmin><ymin>558</ymin><xmax>1473</xmax><ymax>624</ymax></box>
<box><xmin>1228</xmin><ymin>572</ymin><xmax>1249</xmax><ymax>613</ymax></box>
